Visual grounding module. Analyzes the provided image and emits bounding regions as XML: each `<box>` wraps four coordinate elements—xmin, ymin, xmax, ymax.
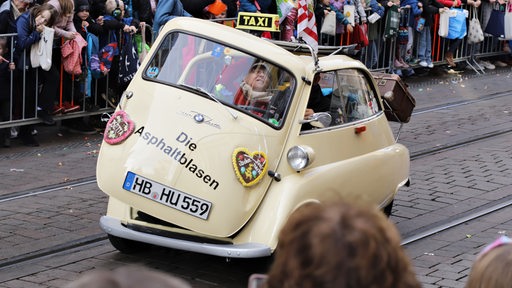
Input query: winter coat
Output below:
<box><xmin>420</xmin><ymin>0</ymin><xmax>443</xmax><ymax>27</ymax></box>
<box><xmin>182</xmin><ymin>0</ymin><xmax>214</xmax><ymax>18</ymax></box>
<box><xmin>400</xmin><ymin>0</ymin><xmax>423</xmax><ymax>27</ymax></box>
<box><xmin>152</xmin><ymin>0</ymin><xmax>191</xmax><ymax>36</ymax></box>
<box><xmin>132</xmin><ymin>0</ymin><xmax>154</xmax><ymax>25</ymax></box>
<box><xmin>73</xmin><ymin>13</ymin><xmax>103</xmax><ymax>39</ymax></box>
<box><xmin>15</xmin><ymin>11</ymin><xmax>40</xmax><ymax>70</ymax></box>
<box><xmin>48</xmin><ymin>0</ymin><xmax>77</xmax><ymax>39</ymax></box>
<box><xmin>0</xmin><ymin>1</ymin><xmax>17</xmax><ymax>35</ymax></box>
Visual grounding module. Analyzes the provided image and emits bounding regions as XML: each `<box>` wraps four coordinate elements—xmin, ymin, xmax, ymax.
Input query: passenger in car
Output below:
<box><xmin>261</xmin><ymin>201</ymin><xmax>422</xmax><ymax>288</ymax></box>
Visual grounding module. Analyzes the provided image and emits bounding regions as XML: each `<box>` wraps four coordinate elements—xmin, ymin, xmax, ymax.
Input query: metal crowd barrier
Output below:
<box><xmin>1</xmin><ymin>10</ymin><xmax>509</xmax><ymax>129</ymax></box>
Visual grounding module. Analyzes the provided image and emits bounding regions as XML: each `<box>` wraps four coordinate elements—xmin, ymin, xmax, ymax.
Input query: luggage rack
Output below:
<box><xmin>268</xmin><ymin>39</ymin><xmax>359</xmax><ymax>70</ymax></box>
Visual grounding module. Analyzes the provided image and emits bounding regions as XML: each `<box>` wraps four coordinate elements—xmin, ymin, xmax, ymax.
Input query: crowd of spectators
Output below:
<box><xmin>0</xmin><ymin>0</ymin><xmax>511</xmax><ymax>147</ymax></box>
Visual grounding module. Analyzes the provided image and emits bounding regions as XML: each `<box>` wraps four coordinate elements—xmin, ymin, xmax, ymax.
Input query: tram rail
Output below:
<box><xmin>0</xmin><ymin>127</ymin><xmax>510</xmax><ymax>271</ymax></box>
<box><xmin>0</xmin><ymin>86</ymin><xmax>510</xmax><ymax>274</ymax></box>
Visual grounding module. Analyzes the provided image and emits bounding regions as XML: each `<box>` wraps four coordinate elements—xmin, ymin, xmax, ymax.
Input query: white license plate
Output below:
<box><xmin>123</xmin><ymin>172</ymin><xmax>212</xmax><ymax>220</ymax></box>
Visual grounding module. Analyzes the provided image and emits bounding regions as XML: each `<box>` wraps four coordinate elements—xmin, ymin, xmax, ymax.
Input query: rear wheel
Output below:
<box><xmin>108</xmin><ymin>234</ymin><xmax>149</xmax><ymax>254</ymax></box>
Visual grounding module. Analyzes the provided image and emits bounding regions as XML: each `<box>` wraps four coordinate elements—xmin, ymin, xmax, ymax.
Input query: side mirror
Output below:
<box><xmin>300</xmin><ymin>112</ymin><xmax>332</xmax><ymax>128</ymax></box>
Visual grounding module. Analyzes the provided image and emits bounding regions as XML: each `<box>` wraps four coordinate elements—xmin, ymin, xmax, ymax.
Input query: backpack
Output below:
<box><xmin>86</xmin><ymin>30</ymin><xmax>102</xmax><ymax>79</ymax></box>
<box><xmin>98</xmin><ymin>28</ymin><xmax>119</xmax><ymax>73</ymax></box>
<box><xmin>85</xmin><ymin>29</ymin><xmax>103</xmax><ymax>97</ymax></box>
<box><xmin>119</xmin><ymin>32</ymin><xmax>140</xmax><ymax>85</ymax></box>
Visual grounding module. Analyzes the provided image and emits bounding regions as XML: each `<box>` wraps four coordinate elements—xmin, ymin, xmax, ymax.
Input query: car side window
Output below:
<box><xmin>329</xmin><ymin>69</ymin><xmax>380</xmax><ymax>126</ymax></box>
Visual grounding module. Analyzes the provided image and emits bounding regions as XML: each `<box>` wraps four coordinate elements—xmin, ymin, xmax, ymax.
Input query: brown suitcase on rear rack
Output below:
<box><xmin>372</xmin><ymin>72</ymin><xmax>416</xmax><ymax>123</ymax></box>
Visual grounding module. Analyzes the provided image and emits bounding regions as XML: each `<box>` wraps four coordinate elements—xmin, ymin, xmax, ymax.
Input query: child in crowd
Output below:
<box><xmin>0</xmin><ymin>37</ymin><xmax>15</xmax><ymax>147</ymax></box>
<box><xmin>73</xmin><ymin>0</ymin><xmax>103</xmax><ymax>108</ymax></box>
<box><xmin>100</xmin><ymin>0</ymin><xmax>140</xmax><ymax>107</ymax></box>
<box><xmin>400</xmin><ymin>0</ymin><xmax>422</xmax><ymax>63</ymax></box>
<box><xmin>203</xmin><ymin>0</ymin><xmax>227</xmax><ymax>21</ymax></box>
<box><xmin>465</xmin><ymin>235</ymin><xmax>512</xmax><ymax>288</ymax></box>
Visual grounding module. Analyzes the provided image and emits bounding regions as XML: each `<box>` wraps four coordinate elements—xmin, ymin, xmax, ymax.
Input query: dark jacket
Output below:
<box><xmin>132</xmin><ymin>0</ymin><xmax>154</xmax><ymax>25</ymax></box>
<box><xmin>100</xmin><ymin>15</ymin><xmax>140</xmax><ymax>49</ymax></box>
<box><xmin>15</xmin><ymin>11</ymin><xmax>40</xmax><ymax>70</ymax></box>
<box><xmin>420</xmin><ymin>0</ymin><xmax>444</xmax><ymax>26</ymax></box>
<box><xmin>73</xmin><ymin>13</ymin><xmax>103</xmax><ymax>39</ymax></box>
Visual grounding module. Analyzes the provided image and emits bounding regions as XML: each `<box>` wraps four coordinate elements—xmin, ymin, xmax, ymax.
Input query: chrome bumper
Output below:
<box><xmin>100</xmin><ymin>216</ymin><xmax>272</xmax><ymax>258</ymax></box>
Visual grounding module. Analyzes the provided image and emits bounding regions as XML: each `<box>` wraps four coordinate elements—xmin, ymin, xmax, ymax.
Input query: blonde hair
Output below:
<box><xmin>466</xmin><ymin>244</ymin><xmax>512</xmax><ymax>288</ymax></box>
<box><xmin>65</xmin><ymin>266</ymin><xmax>191</xmax><ymax>288</ymax></box>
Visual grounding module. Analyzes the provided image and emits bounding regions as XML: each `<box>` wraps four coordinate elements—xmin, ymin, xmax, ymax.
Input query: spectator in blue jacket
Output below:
<box><xmin>152</xmin><ymin>0</ymin><xmax>190</xmax><ymax>37</ymax></box>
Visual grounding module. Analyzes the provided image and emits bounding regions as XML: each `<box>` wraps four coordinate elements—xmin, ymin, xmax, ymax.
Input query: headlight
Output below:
<box><xmin>287</xmin><ymin>146</ymin><xmax>314</xmax><ymax>171</ymax></box>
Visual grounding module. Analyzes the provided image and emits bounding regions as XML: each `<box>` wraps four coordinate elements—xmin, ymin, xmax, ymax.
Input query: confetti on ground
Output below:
<box><xmin>466</xmin><ymin>234</ymin><xmax>472</xmax><ymax>238</ymax></box>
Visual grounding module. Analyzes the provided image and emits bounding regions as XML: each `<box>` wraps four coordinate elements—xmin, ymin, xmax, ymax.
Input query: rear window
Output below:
<box><xmin>143</xmin><ymin>32</ymin><xmax>296</xmax><ymax>127</ymax></box>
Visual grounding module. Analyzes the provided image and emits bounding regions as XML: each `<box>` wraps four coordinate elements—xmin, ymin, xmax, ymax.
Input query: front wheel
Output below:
<box><xmin>108</xmin><ymin>234</ymin><xmax>149</xmax><ymax>254</ymax></box>
<box><xmin>383</xmin><ymin>200</ymin><xmax>394</xmax><ymax>218</ymax></box>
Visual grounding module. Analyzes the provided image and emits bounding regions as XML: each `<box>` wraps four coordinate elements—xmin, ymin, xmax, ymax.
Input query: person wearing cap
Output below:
<box><xmin>203</xmin><ymin>0</ymin><xmax>227</xmax><ymax>20</ymax></box>
<box><xmin>234</xmin><ymin>62</ymin><xmax>273</xmax><ymax>115</ymax></box>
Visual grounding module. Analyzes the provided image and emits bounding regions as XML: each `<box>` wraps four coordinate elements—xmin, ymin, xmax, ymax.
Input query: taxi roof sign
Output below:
<box><xmin>236</xmin><ymin>12</ymin><xmax>280</xmax><ymax>32</ymax></box>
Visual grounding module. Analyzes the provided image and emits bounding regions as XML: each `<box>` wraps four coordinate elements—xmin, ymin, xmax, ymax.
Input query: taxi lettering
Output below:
<box><xmin>236</xmin><ymin>12</ymin><xmax>279</xmax><ymax>31</ymax></box>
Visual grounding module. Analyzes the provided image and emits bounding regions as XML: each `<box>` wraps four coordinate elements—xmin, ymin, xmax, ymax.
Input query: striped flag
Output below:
<box><xmin>297</xmin><ymin>0</ymin><xmax>318</xmax><ymax>52</ymax></box>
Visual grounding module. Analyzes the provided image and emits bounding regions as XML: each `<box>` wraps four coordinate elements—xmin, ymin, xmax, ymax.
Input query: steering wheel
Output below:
<box><xmin>238</xmin><ymin>105</ymin><xmax>268</xmax><ymax>115</ymax></box>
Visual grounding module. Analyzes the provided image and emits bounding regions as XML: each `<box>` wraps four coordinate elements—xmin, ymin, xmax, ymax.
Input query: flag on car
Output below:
<box><xmin>277</xmin><ymin>0</ymin><xmax>295</xmax><ymax>23</ymax></box>
<box><xmin>297</xmin><ymin>0</ymin><xmax>318</xmax><ymax>52</ymax></box>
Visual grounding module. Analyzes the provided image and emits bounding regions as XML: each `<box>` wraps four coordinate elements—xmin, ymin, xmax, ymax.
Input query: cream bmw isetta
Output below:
<box><xmin>97</xmin><ymin>17</ymin><xmax>410</xmax><ymax>258</ymax></box>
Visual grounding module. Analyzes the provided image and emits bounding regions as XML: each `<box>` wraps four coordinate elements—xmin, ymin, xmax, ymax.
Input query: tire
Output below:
<box><xmin>108</xmin><ymin>234</ymin><xmax>149</xmax><ymax>254</ymax></box>
<box><xmin>383</xmin><ymin>200</ymin><xmax>394</xmax><ymax>218</ymax></box>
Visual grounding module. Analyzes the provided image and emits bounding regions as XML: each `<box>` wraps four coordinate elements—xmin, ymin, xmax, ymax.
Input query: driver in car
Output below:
<box><xmin>302</xmin><ymin>73</ymin><xmax>332</xmax><ymax>130</ymax></box>
<box><xmin>234</xmin><ymin>62</ymin><xmax>273</xmax><ymax>116</ymax></box>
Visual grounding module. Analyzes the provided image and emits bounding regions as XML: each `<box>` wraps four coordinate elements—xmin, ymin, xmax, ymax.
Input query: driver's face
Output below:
<box><xmin>245</xmin><ymin>66</ymin><xmax>271</xmax><ymax>92</ymax></box>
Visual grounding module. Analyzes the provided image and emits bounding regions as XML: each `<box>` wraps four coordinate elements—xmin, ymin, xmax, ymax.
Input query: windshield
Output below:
<box><xmin>143</xmin><ymin>32</ymin><xmax>296</xmax><ymax>127</ymax></box>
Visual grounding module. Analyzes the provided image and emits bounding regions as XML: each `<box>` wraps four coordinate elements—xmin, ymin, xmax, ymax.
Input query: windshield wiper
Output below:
<box><xmin>178</xmin><ymin>83</ymin><xmax>238</xmax><ymax>120</ymax></box>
